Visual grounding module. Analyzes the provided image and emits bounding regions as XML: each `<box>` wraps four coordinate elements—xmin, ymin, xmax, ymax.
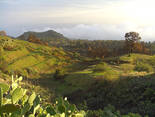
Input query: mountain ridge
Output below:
<box><xmin>17</xmin><ymin>30</ymin><xmax>67</xmax><ymax>41</ymax></box>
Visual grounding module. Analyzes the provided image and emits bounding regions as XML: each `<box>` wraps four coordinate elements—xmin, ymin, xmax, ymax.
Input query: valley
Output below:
<box><xmin>0</xmin><ymin>31</ymin><xmax>155</xmax><ymax>116</ymax></box>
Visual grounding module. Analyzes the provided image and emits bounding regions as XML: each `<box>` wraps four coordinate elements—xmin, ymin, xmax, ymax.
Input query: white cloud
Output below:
<box><xmin>1</xmin><ymin>0</ymin><xmax>155</xmax><ymax>41</ymax></box>
<box><xmin>27</xmin><ymin>24</ymin><xmax>154</xmax><ymax>41</ymax></box>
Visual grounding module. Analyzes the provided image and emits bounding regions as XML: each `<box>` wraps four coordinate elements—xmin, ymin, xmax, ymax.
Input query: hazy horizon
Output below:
<box><xmin>1</xmin><ymin>0</ymin><xmax>155</xmax><ymax>41</ymax></box>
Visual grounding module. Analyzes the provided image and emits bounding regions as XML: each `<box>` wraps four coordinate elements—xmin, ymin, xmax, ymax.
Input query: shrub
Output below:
<box><xmin>53</xmin><ymin>69</ymin><xmax>66</xmax><ymax>80</ymax></box>
<box><xmin>134</xmin><ymin>62</ymin><xmax>153</xmax><ymax>73</ymax></box>
<box><xmin>103</xmin><ymin>70</ymin><xmax>120</xmax><ymax>80</ymax></box>
<box><xmin>120</xmin><ymin>64</ymin><xmax>134</xmax><ymax>73</ymax></box>
<box><xmin>87</xmin><ymin>105</ymin><xmax>142</xmax><ymax>117</ymax></box>
<box><xmin>148</xmin><ymin>56</ymin><xmax>155</xmax><ymax>67</ymax></box>
<box><xmin>2</xmin><ymin>41</ymin><xmax>18</xmax><ymax>51</ymax></box>
<box><xmin>93</xmin><ymin>63</ymin><xmax>111</xmax><ymax>73</ymax></box>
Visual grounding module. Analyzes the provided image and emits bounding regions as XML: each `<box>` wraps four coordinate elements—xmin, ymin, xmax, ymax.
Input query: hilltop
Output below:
<box><xmin>18</xmin><ymin>30</ymin><xmax>67</xmax><ymax>40</ymax></box>
<box><xmin>17</xmin><ymin>30</ymin><xmax>69</xmax><ymax>47</ymax></box>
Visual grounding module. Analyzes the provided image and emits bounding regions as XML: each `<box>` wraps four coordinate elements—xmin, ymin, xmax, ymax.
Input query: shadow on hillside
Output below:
<box><xmin>26</xmin><ymin>72</ymin><xmax>95</xmax><ymax>95</ymax></box>
<box><xmin>27</xmin><ymin>71</ymin><xmax>155</xmax><ymax>99</ymax></box>
<box><xmin>26</xmin><ymin>70</ymin><xmax>155</xmax><ymax>116</ymax></box>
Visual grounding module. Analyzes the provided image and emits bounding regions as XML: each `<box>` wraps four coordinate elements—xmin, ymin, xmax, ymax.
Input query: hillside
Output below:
<box><xmin>29</xmin><ymin>53</ymin><xmax>155</xmax><ymax>116</ymax></box>
<box><xmin>0</xmin><ymin>35</ymin><xmax>73</xmax><ymax>79</ymax></box>
<box><xmin>1</xmin><ymin>34</ymin><xmax>155</xmax><ymax>116</ymax></box>
<box><xmin>1</xmin><ymin>35</ymin><xmax>155</xmax><ymax>116</ymax></box>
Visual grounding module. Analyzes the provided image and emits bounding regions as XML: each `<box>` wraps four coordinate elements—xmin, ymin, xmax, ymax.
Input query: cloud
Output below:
<box><xmin>27</xmin><ymin>24</ymin><xmax>155</xmax><ymax>41</ymax></box>
<box><xmin>53</xmin><ymin>24</ymin><xmax>122</xmax><ymax>40</ymax></box>
<box><xmin>1</xmin><ymin>0</ymin><xmax>155</xmax><ymax>41</ymax></box>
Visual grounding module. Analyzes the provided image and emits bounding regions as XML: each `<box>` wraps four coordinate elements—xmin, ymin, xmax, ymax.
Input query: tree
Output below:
<box><xmin>0</xmin><ymin>31</ymin><xmax>7</xmax><ymax>36</ymax></box>
<box><xmin>27</xmin><ymin>34</ymin><xmax>48</xmax><ymax>46</ymax></box>
<box><xmin>28</xmin><ymin>34</ymin><xmax>40</xmax><ymax>43</ymax></box>
<box><xmin>125</xmin><ymin>32</ymin><xmax>141</xmax><ymax>55</ymax></box>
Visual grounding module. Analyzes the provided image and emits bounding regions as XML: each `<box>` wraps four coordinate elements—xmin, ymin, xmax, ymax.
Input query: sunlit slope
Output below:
<box><xmin>0</xmin><ymin>36</ymin><xmax>71</xmax><ymax>77</ymax></box>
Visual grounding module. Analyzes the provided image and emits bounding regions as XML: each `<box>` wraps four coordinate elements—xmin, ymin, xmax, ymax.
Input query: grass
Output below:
<box><xmin>0</xmin><ymin>36</ymin><xmax>72</xmax><ymax>77</ymax></box>
<box><xmin>42</xmin><ymin>53</ymin><xmax>155</xmax><ymax>96</ymax></box>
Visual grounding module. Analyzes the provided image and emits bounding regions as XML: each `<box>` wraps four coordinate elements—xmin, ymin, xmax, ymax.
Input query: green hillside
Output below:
<box><xmin>0</xmin><ymin>35</ymin><xmax>72</xmax><ymax>79</ymax></box>
<box><xmin>30</xmin><ymin>53</ymin><xmax>155</xmax><ymax>116</ymax></box>
<box><xmin>1</xmin><ymin>35</ymin><xmax>155</xmax><ymax>116</ymax></box>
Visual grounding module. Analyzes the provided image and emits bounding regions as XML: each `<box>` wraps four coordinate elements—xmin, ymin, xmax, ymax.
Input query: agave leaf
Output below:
<box><xmin>12</xmin><ymin>88</ymin><xmax>23</xmax><ymax>104</ymax></box>
<box><xmin>21</xmin><ymin>95</ymin><xmax>28</xmax><ymax>105</ymax></box>
<box><xmin>58</xmin><ymin>104</ymin><xmax>66</xmax><ymax>114</ymax></box>
<box><xmin>46</xmin><ymin>105</ymin><xmax>56</xmax><ymax>115</ymax></box>
<box><xmin>0</xmin><ymin>83</ymin><xmax>9</xmax><ymax>93</ymax></box>
<box><xmin>28</xmin><ymin>92</ymin><xmax>36</xmax><ymax>106</ymax></box>
<box><xmin>21</xmin><ymin>102</ymin><xmax>31</xmax><ymax>115</ymax></box>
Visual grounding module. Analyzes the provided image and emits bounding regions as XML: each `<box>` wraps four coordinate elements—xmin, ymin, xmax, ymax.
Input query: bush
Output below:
<box><xmin>148</xmin><ymin>56</ymin><xmax>155</xmax><ymax>67</ymax></box>
<box><xmin>120</xmin><ymin>64</ymin><xmax>134</xmax><ymax>73</ymax></box>
<box><xmin>53</xmin><ymin>69</ymin><xmax>66</xmax><ymax>80</ymax></box>
<box><xmin>103</xmin><ymin>70</ymin><xmax>120</xmax><ymax>80</ymax></box>
<box><xmin>87</xmin><ymin>105</ymin><xmax>143</xmax><ymax>117</ymax></box>
<box><xmin>134</xmin><ymin>62</ymin><xmax>153</xmax><ymax>73</ymax></box>
<box><xmin>93</xmin><ymin>63</ymin><xmax>111</xmax><ymax>73</ymax></box>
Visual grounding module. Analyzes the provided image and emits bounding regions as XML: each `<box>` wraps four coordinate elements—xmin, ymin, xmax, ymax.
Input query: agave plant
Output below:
<box><xmin>0</xmin><ymin>75</ymin><xmax>86</xmax><ymax>117</ymax></box>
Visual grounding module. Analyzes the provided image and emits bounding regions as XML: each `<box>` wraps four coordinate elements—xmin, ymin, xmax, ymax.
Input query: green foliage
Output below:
<box><xmin>102</xmin><ymin>70</ymin><xmax>120</xmax><ymax>80</ymax></box>
<box><xmin>0</xmin><ymin>75</ymin><xmax>86</xmax><ymax>117</ymax></box>
<box><xmin>120</xmin><ymin>64</ymin><xmax>134</xmax><ymax>73</ymax></box>
<box><xmin>12</xmin><ymin>87</ymin><xmax>24</xmax><ymax>104</ymax></box>
<box><xmin>93</xmin><ymin>63</ymin><xmax>111</xmax><ymax>73</ymax></box>
<box><xmin>134</xmin><ymin>62</ymin><xmax>153</xmax><ymax>73</ymax></box>
<box><xmin>148</xmin><ymin>56</ymin><xmax>155</xmax><ymax>67</ymax></box>
<box><xmin>87</xmin><ymin>105</ymin><xmax>143</xmax><ymax>117</ymax></box>
<box><xmin>0</xmin><ymin>83</ymin><xmax>9</xmax><ymax>93</ymax></box>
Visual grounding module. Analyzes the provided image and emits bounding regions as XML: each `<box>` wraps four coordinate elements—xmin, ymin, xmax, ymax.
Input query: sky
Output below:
<box><xmin>1</xmin><ymin>0</ymin><xmax>155</xmax><ymax>41</ymax></box>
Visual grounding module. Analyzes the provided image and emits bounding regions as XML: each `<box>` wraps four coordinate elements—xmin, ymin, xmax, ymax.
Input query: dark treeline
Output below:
<box><xmin>39</xmin><ymin>38</ymin><xmax>152</xmax><ymax>58</ymax></box>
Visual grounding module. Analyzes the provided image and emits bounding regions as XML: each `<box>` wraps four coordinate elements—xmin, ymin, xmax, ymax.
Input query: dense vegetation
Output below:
<box><xmin>0</xmin><ymin>76</ymin><xmax>149</xmax><ymax>117</ymax></box>
<box><xmin>0</xmin><ymin>31</ymin><xmax>155</xmax><ymax>116</ymax></box>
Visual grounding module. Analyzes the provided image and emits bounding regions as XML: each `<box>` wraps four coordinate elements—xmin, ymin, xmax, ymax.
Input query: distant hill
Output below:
<box><xmin>17</xmin><ymin>30</ymin><xmax>70</xmax><ymax>48</ymax></box>
<box><xmin>18</xmin><ymin>30</ymin><xmax>67</xmax><ymax>41</ymax></box>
